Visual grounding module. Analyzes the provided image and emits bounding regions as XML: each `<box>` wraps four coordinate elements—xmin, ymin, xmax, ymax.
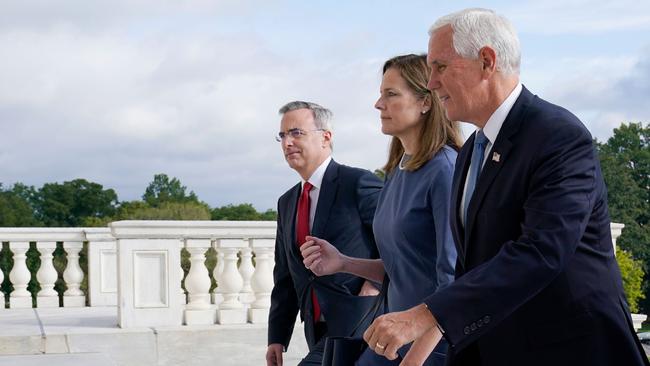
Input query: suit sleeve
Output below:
<box><xmin>267</xmin><ymin>200</ymin><xmax>299</xmax><ymax>349</ymax></box>
<box><xmin>355</xmin><ymin>171</ymin><xmax>383</xmax><ymax>255</ymax></box>
<box><xmin>424</xmin><ymin>120</ymin><xmax>598</xmax><ymax>350</ymax></box>
<box><xmin>429</xmin><ymin>157</ymin><xmax>457</xmax><ymax>290</ymax></box>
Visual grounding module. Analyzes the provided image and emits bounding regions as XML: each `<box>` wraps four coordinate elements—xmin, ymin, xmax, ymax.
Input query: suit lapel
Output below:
<box><xmin>451</xmin><ymin>139</ymin><xmax>473</xmax><ymax>267</ymax></box>
<box><xmin>464</xmin><ymin>87</ymin><xmax>533</xmax><ymax>248</ymax></box>
<box><xmin>311</xmin><ymin>160</ymin><xmax>338</xmax><ymax>237</ymax></box>
<box><xmin>285</xmin><ymin>183</ymin><xmax>302</xmax><ymax>259</ymax></box>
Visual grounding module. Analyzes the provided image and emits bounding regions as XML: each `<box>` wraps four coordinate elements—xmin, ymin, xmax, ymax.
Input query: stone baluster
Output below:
<box><xmin>183</xmin><ymin>239</ymin><xmax>216</xmax><ymax>325</ymax></box>
<box><xmin>216</xmin><ymin>239</ymin><xmax>246</xmax><ymax>324</ymax></box>
<box><xmin>248</xmin><ymin>238</ymin><xmax>276</xmax><ymax>323</ymax></box>
<box><xmin>36</xmin><ymin>241</ymin><xmax>59</xmax><ymax>308</ymax></box>
<box><xmin>63</xmin><ymin>242</ymin><xmax>85</xmax><ymax>307</ymax></box>
<box><xmin>211</xmin><ymin>247</ymin><xmax>225</xmax><ymax>305</ymax></box>
<box><xmin>9</xmin><ymin>241</ymin><xmax>32</xmax><ymax>308</ymax></box>
<box><xmin>238</xmin><ymin>244</ymin><xmax>255</xmax><ymax>305</ymax></box>
<box><xmin>180</xmin><ymin>243</ymin><xmax>187</xmax><ymax>305</ymax></box>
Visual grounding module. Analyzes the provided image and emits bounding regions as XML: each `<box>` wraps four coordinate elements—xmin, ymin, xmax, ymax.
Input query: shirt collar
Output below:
<box><xmin>481</xmin><ymin>83</ymin><xmax>522</xmax><ymax>144</ymax></box>
<box><xmin>302</xmin><ymin>156</ymin><xmax>332</xmax><ymax>190</ymax></box>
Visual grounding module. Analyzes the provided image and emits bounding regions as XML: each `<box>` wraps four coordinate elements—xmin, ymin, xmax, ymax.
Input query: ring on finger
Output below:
<box><xmin>376</xmin><ymin>342</ymin><xmax>386</xmax><ymax>350</ymax></box>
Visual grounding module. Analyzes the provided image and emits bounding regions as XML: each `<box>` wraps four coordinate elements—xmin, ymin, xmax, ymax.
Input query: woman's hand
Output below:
<box><xmin>300</xmin><ymin>236</ymin><xmax>345</xmax><ymax>276</ymax></box>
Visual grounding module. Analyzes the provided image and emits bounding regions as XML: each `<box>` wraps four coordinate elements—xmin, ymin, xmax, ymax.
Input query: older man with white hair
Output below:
<box><xmin>363</xmin><ymin>8</ymin><xmax>649</xmax><ymax>366</ymax></box>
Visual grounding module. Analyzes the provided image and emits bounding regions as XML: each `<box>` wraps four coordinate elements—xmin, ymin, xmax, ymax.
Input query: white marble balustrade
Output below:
<box><xmin>0</xmin><ymin>228</ymin><xmax>89</xmax><ymax>309</ymax></box>
<box><xmin>1</xmin><ymin>222</ymin><xmax>631</xmax><ymax>330</ymax></box>
<box><xmin>109</xmin><ymin>220</ymin><xmax>277</xmax><ymax>327</ymax></box>
<box><xmin>0</xmin><ymin>222</ymin><xmax>277</xmax><ymax>323</ymax></box>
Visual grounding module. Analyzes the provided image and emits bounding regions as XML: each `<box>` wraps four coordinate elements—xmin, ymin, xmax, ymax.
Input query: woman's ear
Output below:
<box><xmin>422</xmin><ymin>94</ymin><xmax>432</xmax><ymax>113</ymax></box>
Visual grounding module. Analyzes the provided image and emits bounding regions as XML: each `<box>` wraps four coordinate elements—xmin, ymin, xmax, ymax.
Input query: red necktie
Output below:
<box><xmin>296</xmin><ymin>182</ymin><xmax>321</xmax><ymax>322</ymax></box>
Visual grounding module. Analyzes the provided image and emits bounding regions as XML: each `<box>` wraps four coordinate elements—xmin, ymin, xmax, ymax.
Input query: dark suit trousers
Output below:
<box><xmin>298</xmin><ymin>322</ymin><xmax>328</xmax><ymax>366</ymax></box>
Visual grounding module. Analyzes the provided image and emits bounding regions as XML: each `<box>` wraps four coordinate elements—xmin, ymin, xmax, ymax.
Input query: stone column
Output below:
<box><xmin>238</xmin><ymin>244</ymin><xmax>255</xmax><ymax>305</ymax></box>
<box><xmin>183</xmin><ymin>239</ymin><xmax>216</xmax><ymax>325</ymax></box>
<box><xmin>63</xmin><ymin>241</ymin><xmax>85</xmax><ymax>307</ymax></box>
<box><xmin>211</xmin><ymin>248</ymin><xmax>225</xmax><ymax>305</ymax></box>
<box><xmin>248</xmin><ymin>239</ymin><xmax>275</xmax><ymax>323</ymax></box>
<box><xmin>216</xmin><ymin>239</ymin><xmax>246</xmax><ymax>324</ymax></box>
<box><xmin>610</xmin><ymin>223</ymin><xmax>625</xmax><ymax>254</ymax></box>
<box><xmin>85</xmin><ymin>229</ymin><xmax>117</xmax><ymax>306</ymax></box>
<box><xmin>9</xmin><ymin>241</ymin><xmax>32</xmax><ymax>308</ymax></box>
<box><xmin>36</xmin><ymin>241</ymin><xmax>59</xmax><ymax>308</ymax></box>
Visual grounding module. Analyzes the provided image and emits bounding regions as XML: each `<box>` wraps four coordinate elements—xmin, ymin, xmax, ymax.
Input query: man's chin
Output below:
<box><xmin>286</xmin><ymin>160</ymin><xmax>302</xmax><ymax>170</ymax></box>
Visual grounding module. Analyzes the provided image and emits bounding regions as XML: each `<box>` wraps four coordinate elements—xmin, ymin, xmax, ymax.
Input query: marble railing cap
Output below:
<box><xmin>0</xmin><ymin>227</ymin><xmax>86</xmax><ymax>242</ymax></box>
<box><xmin>109</xmin><ymin>220</ymin><xmax>277</xmax><ymax>240</ymax></box>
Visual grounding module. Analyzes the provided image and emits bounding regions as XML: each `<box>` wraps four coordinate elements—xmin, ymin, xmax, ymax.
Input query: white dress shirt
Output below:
<box><xmin>460</xmin><ymin>83</ymin><xmax>523</xmax><ymax>227</ymax></box>
<box><xmin>301</xmin><ymin>156</ymin><xmax>332</xmax><ymax>230</ymax></box>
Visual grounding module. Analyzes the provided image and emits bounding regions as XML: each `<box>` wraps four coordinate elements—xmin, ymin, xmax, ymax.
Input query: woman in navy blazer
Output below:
<box><xmin>301</xmin><ymin>54</ymin><xmax>462</xmax><ymax>366</ymax></box>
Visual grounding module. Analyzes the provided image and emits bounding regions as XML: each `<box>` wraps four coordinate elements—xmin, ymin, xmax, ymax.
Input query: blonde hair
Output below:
<box><xmin>382</xmin><ymin>54</ymin><xmax>463</xmax><ymax>175</ymax></box>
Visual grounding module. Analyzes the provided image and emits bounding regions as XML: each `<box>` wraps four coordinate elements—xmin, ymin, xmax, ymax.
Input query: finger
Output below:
<box><xmin>274</xmin><ymin>348</ymin><xmax>283</xmax><ymax>366</ymax></box>
<box><xmin>363</xmin><ymin>320</ymin><xmax>376</xmax><ymax>344</ymax></box>
<box><xmin>303</xmin><ymin>252</ymin><xmax>321</xmax><ymax>267</ymax></box>
<box><xmin>266</xmin><ymin>350</ymin><xmax>275</xmax><ymax>366</ymax></box>
<box><xmin>384</xmin><ymin>342</ymin><xmax>401</xmax><ymax>361</ymax></box>
<box><xmin>300</xmin><ymin>244</ymin><xmax>320</xmax><ymax>257</ymax></box>
<box><xmin>367</xmin><ymin>328</ymin><xmax>384</xmax><ymax>354</ymax></box>
<box><xmin>299</xmin><ymin>240</ymin><xmax>316</xmax><ymax>252</ymax></box>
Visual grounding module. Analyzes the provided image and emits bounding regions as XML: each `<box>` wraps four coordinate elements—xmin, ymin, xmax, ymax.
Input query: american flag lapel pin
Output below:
<box><xmin>492</xmin><ymin>152</ymin><xmax>501</xmax><ymax>162</ymax></box>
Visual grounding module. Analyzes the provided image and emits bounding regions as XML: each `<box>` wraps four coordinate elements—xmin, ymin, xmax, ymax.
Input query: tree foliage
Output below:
<box><xmin>211</xmin><ymin>203</ymin><xmax>276</xmax><ymax>221</ymax></box>
<box><xmin>116</xmin><ymin>201</ymin><xmax>211</xmax><ymax>221</ymax></box>
<box><xmin>142</xmin><ymin>173</ymin><xmax>199</xmax><ymax>207</ymax></box>
<box><xmin>0</xmin><ymin>184</ymin><xmax>42</xmax><ymax>227</ymax></box>
<box><xmin>32</xmin><ymin>179</ymin><xmax>118</xmax><ymax>227</ymax></box>
<box><xmin>617</xmin><ymin>248</ymin><xmax>645</xmax><ymax>313</ymax></box>
<box><xmin>598</xmin><ymin>122</ymin><xmax>650</xmax><ymax>312</ymax></box>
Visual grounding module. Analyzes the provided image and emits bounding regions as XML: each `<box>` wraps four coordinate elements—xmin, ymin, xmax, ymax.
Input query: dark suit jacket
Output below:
<box><xmin>425</xmin><ymin>87</ymin><xmax>649</xmax><ymax>366</ymax></box>
<box><xmin>268</xmin><ymin>159</ymin><xmax>383</xmax><ymax>350</ymax></box>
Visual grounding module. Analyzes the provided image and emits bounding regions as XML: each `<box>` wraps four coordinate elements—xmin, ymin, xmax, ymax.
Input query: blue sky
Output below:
<box><xmin>1</xmin><ymin>0</ymin><xmax>649</xmax><ymax>211</ymax></box>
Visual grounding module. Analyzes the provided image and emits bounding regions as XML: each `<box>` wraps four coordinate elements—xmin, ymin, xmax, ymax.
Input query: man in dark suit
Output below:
<box><xmin>266</xmin><ymin>100</ymin><xmax>383</xmax><ymax>366</ymax></box>
<box><xmin>362</xmin><ymin>8</ymin><xmax>649</xmax><ymax>366</ymax></box>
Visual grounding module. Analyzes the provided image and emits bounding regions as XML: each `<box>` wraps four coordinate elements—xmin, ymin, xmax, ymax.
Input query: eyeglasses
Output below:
<box><xmin>275</xmin><ymin>128</ymin><xmax>325</xmax><ymax>142</ymax></box>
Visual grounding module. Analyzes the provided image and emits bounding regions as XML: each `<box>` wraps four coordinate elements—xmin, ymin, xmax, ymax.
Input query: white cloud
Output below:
<box><xmin>509</xmin><ymin>0</ymin><xmax>650</xmax><ymax>34</ymax></box>
<box><xmin>1</xmin><ymin>1</ymin><xmax>648</xmax><ymax>211</ymax></box>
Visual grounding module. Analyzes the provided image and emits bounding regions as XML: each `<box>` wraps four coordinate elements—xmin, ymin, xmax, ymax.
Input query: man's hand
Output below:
<box><xmin>301</xmin><ymin>236</ymin><xmax>345</xmax><ymax>276</ymax></box>
<box><xmin>363</xmin><ymin>304</ymin><xmax>438</xmax><ymax>361</ymax></box>
<box><xmin>266</xmin><ymin>343</ymin><xmax>284</xmax><ymax>366</ymax></box>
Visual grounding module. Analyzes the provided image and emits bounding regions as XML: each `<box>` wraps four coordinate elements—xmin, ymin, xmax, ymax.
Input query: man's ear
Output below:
<box><xmin>479</xmin><ymin>46</ymin><xmax>497</xmax><ymax>74</ymax></box>
<box><xmin>322</xmin><ymin>130</ymin><xmax>332</xmax><ymax>148</ymax></box>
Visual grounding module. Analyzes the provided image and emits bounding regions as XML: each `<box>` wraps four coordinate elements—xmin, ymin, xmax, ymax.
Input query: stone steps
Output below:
<box><xmin>0</xmin><ymin>307</ymin><xmax>309</xmax><ymax>366</ymax></box>
<box><xmin>0</xmin><ymin>353</ymin><xmax>115</xmax><ymax>366</ymax></box>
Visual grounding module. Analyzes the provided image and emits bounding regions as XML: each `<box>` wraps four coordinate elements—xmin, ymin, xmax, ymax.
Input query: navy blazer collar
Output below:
<box><xmin>454</xmin><ymin>86</ymin><xmax>535</xmax><ymax>264</ymax></box>
<box><xmin>286</xmin><ymin>159</ymin><xmax>339</xmax><ymax>259</ymax></box>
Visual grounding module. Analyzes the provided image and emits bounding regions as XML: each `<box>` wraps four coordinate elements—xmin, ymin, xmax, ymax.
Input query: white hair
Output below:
<box><xmin>278</xmin><ymin>100</ymin><xmax>333</xmax><ymax>131</ymax></box>
<box><xmin>428</xmin><ymin>8</ymin><xmax>521</xmax><ymax>75</ymax></box>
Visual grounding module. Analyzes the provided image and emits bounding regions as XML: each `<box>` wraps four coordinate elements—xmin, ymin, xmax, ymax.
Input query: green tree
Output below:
<box><xmin>598</xmin><ymin>122</ymin><xmax>650</xmax><ymax>312</ymax></box>
<box><xmin>114</xmin><ymin>200</ymin><xmax>211</xmax><ymax>220</ymax></box>
<box><xmin>211</xmin><ymin>203</ymin><xmax>277</xmax><ymax>221</ymax></box>
<box><xmin>617</xmin><ymin>248</ymin><xmax>645</xmax><ymax>313</ymax></box>
<box><xmin>34</xmin><ymin>179</ymin><xmax>118</xmax><ymax>227</ymax></box>
<box><xmin>0</xmin><ymin>183</ymin><xmax>42</xmax><ymax>227</ymax></box>
<box><xmin>142</xmin><ymin>174</ymin><xmax>199</xmax><ymax>207</ymax></box>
